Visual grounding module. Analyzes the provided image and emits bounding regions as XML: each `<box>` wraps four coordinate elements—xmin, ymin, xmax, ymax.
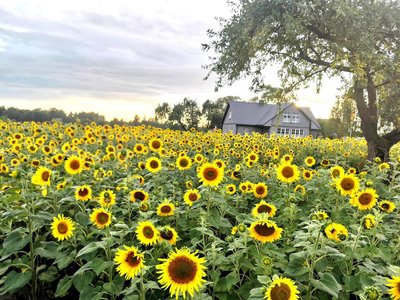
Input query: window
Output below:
<box><xmin>283</xmin><ymin>113</ymin><xmax>300</xmax><ymax>123</ymax></box>
<box><xmin>291</xmin><ymin>128</ymin><xmax>304</xmax><ymax>137</ymax></box>
<box><xmin>277</xmin><ymin>127</ymin><xmax>290</xmax><ymax>136</ymax></box>
<box><xmin>283</xmin><ymin>113</ymin><xmax>291</xmax><ymax>123</ymax></box>
<box><xmin>292</xmin><ymin>113</ymin><xmax>300</xmax><ymax>123</ymax></box>
<box><xmin>228</xmin><ymin>111</ymin><xmax>232</xmax><ymax>120</ymax></box>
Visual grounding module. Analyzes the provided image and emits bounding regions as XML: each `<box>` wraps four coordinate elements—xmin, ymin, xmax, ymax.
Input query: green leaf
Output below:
<box><xmin>2</xmin><ymin>228</ymin><xmax>30</xmax><ymax>255</ymax></box>
<box><xmin>0</xmin><ymin>260</ymin><xmax>11</xmax><ymax>276</ymax></box>
<box><xmin>0</xmin><ymin>270</ymin><xmax>32</xmax><ymax>294</ymax></box>
<box><xmin>73</xmin><ymin>272</ymin><xmax>94</xmax><ymax>292</ymax></box>
<box><xmin>55</xmin><ymin>276</ymin><xmax>73</xmax><ymax>297</ymax></box>
<box><xmin>79</xmin><ymin>286</ymin><xmax>102</xmax><ymax>300</ymax></box>
<box><xmin>76</xmin><ymin>241</ymin><xmax>106</xmax><ymax>258</ymax></box>
<box><xmin>311</xmin><ymin>272</ymin><xmax>342</xmax><ymax>298</ymax></box>
<box><xmin>38</xmin><ymin>266</ymin><xmax>58</xmax><ymax>282</ymax></box>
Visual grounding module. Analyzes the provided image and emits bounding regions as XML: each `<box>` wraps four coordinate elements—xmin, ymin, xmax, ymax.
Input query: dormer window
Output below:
<box><xmin>283</xmin><ymin>113</ymin><xmax>291</xmax><ymax>123</ymax></box>
<box><xmin>283</xmin><ymin>113</ymin><xmax>300</xmax><ymax>123</ymax></box>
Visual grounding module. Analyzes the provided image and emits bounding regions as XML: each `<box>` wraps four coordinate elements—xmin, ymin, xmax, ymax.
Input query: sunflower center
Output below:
<box><xmin>70</xmin><ymin>160</ymin><xmax>80</xmax><ymax>170</ymax></box>
<box><xmin>282</xmin><ymin>166</ymin><xmax>294</xmax><ymax>178</ymax></box>
<box><xmin>96</xmin><ymin>212</ymin><xmax>109</xmax><ymax>225</ymax></box>
<box><xmin>137</xmin><ymin>145</ymin><xmax>143</xmax><ymax>151</ymax></box>
<box><xmin>257</xmin><ymin>205</ymin><xmax>272</xmax><ymax>214</ymax></box>
<box><xmin>143</xmin><ymin>226</ymin><xmax>154</xmax><ymax>238</ymax></box>
<box><xmin>189</xmin><ymin>193</ymin><xmax>198</xmax><ymax>201</ymax></box>
<box><xmin>160</xmin><ymin>205</ymin><xmax>172</xmax><ymax>213</ymax></box>
<box><xmin>250</xmin><ymin>155</ymin><xmax>256</xmax><ymax>160</ymax></box>
<box><xmin>150</xmin><ymin>160</ymin><xmax>159</xmax><ymax>169</ymax></box>
<box><xmin>341</xmin><ymin>178</ymin><xmax>354</xmax><ymax>190</ymax></box>
<box><xmin>256</xmin><ymin>186</ymin><xmax>265</xmax><ymax>195</ymax></box>
<box><xmin>161</xmin><ymin>230</ymin><xmax>173</xmax><ymax>240</ymax></box>
<box><xmin>78</xmin><ymin>188</ymin><xmax>89</xmax><ymax>197</ymax></box>
<box><xmin>152</xmin><ymin>141</ymin><xmax>161</xmax><ymax>149</ymax></box>
<box><xmin>270</xmin><ymin>282</ymin><xmax>291</xmax><ymax>300</ymax></box>
<box><xmin>134</xmin><ymin>192</ymin><xmax>145</xmax><ymax>201</ymax></box>
<box><xmin>254</xmin><ymin>223</ymin><xmax>275</xmax><ymax>236</ymax></box>
<box><xmin>381</xmin><ymin>203</ymin><xmax>389</xmax><ymax>210</ymax></box>
<box><xmin>305</xmin><ymin>172</ymin><xmax>311</xmax><ymax>178</ymax></box>
<box><xmin>42</xmin><ymin>171</ymin><xmax>50</xmax><ymax>181</ymax></box>
<box><xmin>168</xmin><ymin>256</ymin><xmax>197</xmax><ymax>284</ymax></box>
<box><xmin>307</xmin><ymin>158</ymin><xmax>313</xmax><ymax>164</ymax></box>
<box><xmin>57</xmin><ymin>222</ymin><xmax>68</xmax><ymax>234</ymax></box>
<box><xmin>179</xmin><ymin>159</ymin><xmax>189</xmax><ymax>167</ymax></box>
<box><xmin>358</xmin><ymin>193</ymin><xmax>372</xmax><ymax>205</ymax></box>
<box><xmin>203</xmin><ymin>168</ymin><xmax>218</xmax><ymax>181</ymax></box>
<box><xmin>332</xmin><ymin>170</ymin><xmax>340</xmax><ymax>178</ymax></box>
<box><xmin>125</xmin><ymin>252</ymin><xmax>141</xmax><ymax>267</ymax></box>
<box><xmin>322</xmin><ymin>159</ymin><xmax>329</xmax><ymax>165</ymax></box>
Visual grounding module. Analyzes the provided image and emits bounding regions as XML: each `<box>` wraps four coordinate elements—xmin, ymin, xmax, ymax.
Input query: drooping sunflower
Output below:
<box><xmin>135</xmin><ymin>221</ymin><xmax>159</xmax><ymax>246</ymax></box>
<box><xmin>157</xmin><ymin>202</ymin><xmax>175</xmax><ymax>217</ymax></box>
<box><xmin>264</xmin><ymin>276</ymin><xmax>300</xmax><ymax>300</ymax></box>
<box><xmin>75</xmin><ymin>185</ymin><xmax>93</xmax><ymax>201</ymax></box>
<box><xmin>98</xmin><ymin>189</ymin><xmax>116</xmax><ymax>207</ymax></box>
<box><xmin>51</xmin><ymin>214</ymin><xmax>76</xmax><ymax>241</ymax></box>
<box><xmin>386</xmin><ymin>276</ymin><xmax>400</xmax><ymax>300</ymax></box>
<box><xmin>335</xmin><ymin>173</ymin><xmax>360</xmax><ymax>196</ymax></box>
<box><xmin>252</xmin><ymin>201</ymin><xmax>277</xmax><ymax>218</ymax></box>
<box><xmin>146</xmin><ymin>156</ymin><xmax>162</xmax><ymax>173</ymax></box>
<box><xmin>129</xmin><ymin>190</ymin><xmax>149</xmax><ymax>202</ymax></box>
<box><xmin>249</xmin><ymin>219</ymin><xmax>283</xmax><ymax>243</ymax></box>
<box><xmin>65</xmin><ymin>155</ymin><xmax>84</xmax><ymax>175</ymax></box>
<box><xmin>90</xmin><ymin>208</ymin><xmax>112</xmax><ymax>229</ymax></box>
<box><xmin>156</xmin><ymin>248</ymin><xmax>207</xmax><ymax>299</ymax></box>
<box><xmin>225</xmin><ymin>184</ymin><xmax>236</xmax><ymax>195</ymax></box>
<box><xmin>31</xmin><ymin>167</ymin><xmax>51</xmax><ymax>186</ymax></box>
<box><xmin>114</xmin><ymin>245</ymin><xmax>144</xmax><ymax>280</ymax></box>
<box><xmin>324</xmin><ymin>223</ymin><xmax>348</xmax><ymax>242</ymax></box>
<box><xmin>363</xmin><ymin>214</ymin><xmax>376</xmax><ymax>230</ymax></box>
<box><xmin>379</xmin><ymin>200</ymin><xmax>396</xmax><ymax>213</ymax></box>
<box><xmin>159</xmin><ymin>226</ymin><xmax>179</xmax><ymax>245</ymax></box>
<box><xmin>197</xmin><ymin>163</ymin><xmax>224</xmax><ymax>187</ymax></box>
<box><xmin>133</xmin><ymin>174</ymin><xmax>145</xmax><ymax>185</ymax></box>
<box><xmin>330</xmin><ymin>166</ymin><xmax>345</xmax><ymax>180</ymax></box>
<box><xmin>184</xmin><ymin>189</ymin><xmax>201</xmax><ymax>206</ymax></box>
<box><xmin>276</xmin><ymin>163</ymin><xmax>300</xmax><ymax>184</ymax></box>
<box><xmin>304</xmin><ymin>156</ymin><xmax>316</xmax><ymax>167</ymax></box>
<box><xmin>294</xmin><ymin>184</ymin><xmax>306</xmax><ymax>196</ymax></box>
<box><xmin>176</xmin><ymin>155</ymin><xmax>192</xmax><ymax>171</ymax></box>
<box><xmin>350</xmin><ymin>188</ymin><xmax>378</xmax><ymax>210</ymax></box>
<box><xmin>253</xmin><ymin>182</ymin><xmax>268</xmax><ymax>199</ymax></box>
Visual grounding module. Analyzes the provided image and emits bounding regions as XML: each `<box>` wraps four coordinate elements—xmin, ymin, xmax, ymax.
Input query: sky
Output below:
<box><xmin>0</xmin><ymin>0</ymin><xmax>342</xmax><ymax>121</ymax></box>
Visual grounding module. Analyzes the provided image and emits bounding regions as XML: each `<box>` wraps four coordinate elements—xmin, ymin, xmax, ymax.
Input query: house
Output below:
<box><xmin>221</xmin><ymin>101</ymin><xmax>321</xmax><ymax>137</ymax></box>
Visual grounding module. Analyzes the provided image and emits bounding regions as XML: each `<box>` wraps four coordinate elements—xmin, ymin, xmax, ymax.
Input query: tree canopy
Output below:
<box><xmin>204</xmin><ymin>0</ymin><xmax>400</xmax><ymax>160</ymax></box>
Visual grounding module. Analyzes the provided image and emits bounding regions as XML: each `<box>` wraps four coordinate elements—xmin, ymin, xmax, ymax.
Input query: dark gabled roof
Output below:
<box><xmin>222</xmin><ymin>101</ymin><xmax>321</xmax><ymax>129</ymax></box>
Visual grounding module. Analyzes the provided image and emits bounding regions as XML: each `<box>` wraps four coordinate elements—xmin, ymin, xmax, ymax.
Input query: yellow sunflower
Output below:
<box><xmin>335</xmin><ymin>174</ymin><xmax>360</xmax><ymax>196</ymax></box>
<box><xmin>252</xmin><ymin>201</ymin><xmax>277</xmax><ymax>218</ymax></box>
<box><xmin>350</xmin><ymin>188</ymin><xmax>378</xmax><ymax>210</ymax></box>
<box><xmin>379</xmin><ymin>200</ymin><xmax>396</xmax><ymax>213</ymax></box>
<box><xmin>302</xmin><ymin>170</ymin><xmax>313</xmax><ymax>181</ymax></box>
<box><xmin>197</xmin><ymin>163</ymin><xmax>224</xmax><ymax>187</ymax></box>
<box><xmin>31</xmin><ymin>167</ymin><xmax>51</xmax><ymax>186</ymax></box>
<box><xmin>304</xmin><ymin>156</ymin><xmax>316</xmax><ymax>167</ymax></box>
<box><xmin>363</xmin><ymin>214</ymin><xmax>376</xmax><ymax>230</ymax></box>
<box><xmin>176</xmin><ymin>155</ymin><xmax>192</xmax><ymax>171</ymax></box>
<box><xmin>159</xmin><ymin>226</ymin><xmax>179</xmax><ymax>245</ymax></box>
<box><xmin>264</xmin><ymin>276</ymin><xmax>300</xmax><ymax>300</ymax></box>
<box><xmin>386</xmin><ymin>276</ymin><xmax>400</xmax><ymax>300</ymax></box>
<box><xmin>156</xmin><ymin>248</ymin><xmax>207</xmax><ymax>299</ymax></box>
<box><xmin>65</xmin><ymin>155</ymin><xmax>84</xmax><ymax>175</ymax></box>
<box><xmin>129</xmin><ymin>190</ymin><xmax>149</xmax><ymax>202</ymax></box>
<box><xmin>324</xmin><ymin>223</ymin><xmax>348</xmax><ymax>242</ymax></box>
<box><xmin>75</xmin><ymin>185</ymin><xmax>92</xmax><ymax>201</ymax></box>
<box><xmin>184</xmin><ymin>189</ymin><xmax>201</xmax><ymax>206</ymax></box>
<box><xmin>378</xmin><ymin>162</ymin><xmax>390</xmax><ymax>172</ymax></box>
<box><xmin>146</xmin><ymin>156</ymin><xmax>162</xmax><ymax>173</ymax></box>
<box><xmin>330</xmin><ymin>166</ymin><xmax>345</xmax><ymax>180</ymax></box>
<box><xmin>135</xmin><ymin>221</ymin><xmax>159</xmax><ymax>246</ymax></box>
<box><xmin>90</xmin><ymin>208</ymin><xmax>112</xmax><ymax>229</ymax></box>
<box><xmin>294</xmin><ymin>184</ymin><xmax>306</xmax><ymax>196</ymax></box>
<box><xmin>249</xmin><ymin>219</ymin><xmax>283</xmax><ymax>243</ymax></box>
<box><xmin>114</xmin><ymin>245</ymin><xmax>144</xmax><ymax>280</ymax></box>
<box><xmin>157</xmin><ymin>202</ymin><xmax>175</xmax><ymax>217</ymax></box>
<box><xmin>98</xmin><ymin>189</ymin><xmax>116</xmax><ymax>207</ymax></box>
<box><xmin>225</xmin><ymin>184</ymin><xmax>236</xmax><ymax>195</ymax></box>
<box><xmin>253</xmin><ymin>182</ymin><xmax>268</xmax><ymax>199</ymax></box>
<box><xmin>276</xmin><ymin>163</ymin><xmax>300</xmax><ymax>184</ymax></box>
<box><xmin>51</xmin><ymin>214</ymin><xmax>75</xmax><ymax>241</ymax></box>
<box><xmin>149</xmin><ymin>138</ymin><xmax>163</xmax><ymax>152</ymax></box>
<box><xmin>311</xmin><ymin>211</ymin><xmax>329</xmax><ymax>220</ymax></box>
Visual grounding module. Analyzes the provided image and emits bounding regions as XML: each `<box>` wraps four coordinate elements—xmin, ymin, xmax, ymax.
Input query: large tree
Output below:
<box><xmin>169</xmin><ymin>98</ymin><xmax>201</xmax><ymax>131</ymax></box>
<box><xmin>204</xmin><ymin>0</ymin><xmax>400</xmax><ymax>160</ymax></box>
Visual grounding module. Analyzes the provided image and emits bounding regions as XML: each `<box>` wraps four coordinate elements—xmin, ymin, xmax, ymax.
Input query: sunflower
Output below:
<box><xmin>90</xmin><ymin>208</ymin><xmax>112</xmax><ymax>229</ymax></box>
<box><xmin>347</xmin><ymin>167</ymin><xmax>357</xmax><ymax>175</ymax></box>
<box><xmin>135</xmin><ymin>221</ymin><xmax>159</xmax><ymax>246</ymax></box>
<box><xmin>98</xmin><ymin>189</ymin><xmax>116</xmax><ymax>207</ymax></box>
<box><xmin>324</xmin><ymin>223</ymin><xmax>348</xmax><ymax>242</ymax></box>
<box><xmin>350</xmin><ymin>188</ymin><xmax>378</xmax><ymax>210</ymax></box>
<box><xmin>264</xmin><ymin>276</ymin><xmax>300</xmax><ymax>300</ymax></box>
<box><xmin>280</xmin><ymin>154</ymin><xmax>293</xmax><ymax>164</ymax></box>
<box><xmin>31</xmin><ymin>167</ymin><xmax>51</xmax><ymax>186</ymax></box>
<box><xmin>129</xmin><ymin>190</ymin><xmax>149</xmax><ymax>202</ymax></box>
<box><xmin>176</xmin><ymin>155</ymin><xmax>192</xmax><ymax>171</ymax></box>
<box><xmin>302</xmin><ymin>170</ymin><xmax>313</xmax><ymax>181</ymax></box>
<box><xmin>65</xmin><ymin>155</ymin><xmax>84</xmax><ymax>175</ymax></box>
<box><xmin>159</xmin><ymin>226</ymin><xmax>179</xmax><ymax>245</ymax></box>
<box><xmin>294</xmin><ymin>184</ymin><xmax>306</xmax><ymax>196</ymax></box>
<box><xmin>253</xmin><ymin>182</ymin><xmax>268</xmax><ymax>199</ymax></box>
<box><xmin>304</xmin><ymin>156</ymin><xmax>316</xmax><ymax>167</ymax></box>
<box><xmin>276</xmin><ymin>163</ymin><xmax>300</xmax><ymax>184</ymax></box>
<box><xmin>249</xmin><ymin>219</ymin><xmax>283</xmax><ymax>243</ymax></box>
<box><xmin>225</xmin><ymin>184</ymin><xmax>236</xmax><ymax>195</ymax></box>
<box><xmin>252</xmin><ymin>201</ymin><xmax>277</xmax><ymax>218</ymax></box>
<box><xmin>184</xmin><ymin>189</ymin><xmax>201</xmax><ymax>206</ymax></box>
<box><xmin>51</xmin><ymin>214</ymin><xmax>75</xmax><ymax>241</ymax></box>
<box><xmin>335</xmin><ymin>174</ymin><xmax>360</xmax><ymax>196</ymax></box>
<box><xmin>320</xmin><ymin>159</ymin><xmax>330</xmax><ymax>167</ymax></box>
<box><xmin>157</xmin><ymin>202</ymin><xmax>175</xmax><ymax>217</ymax></box>
<box><xmin>149</xmin><ymin>138</ymin><xmax>163</xmax><ymax>152</ymax></box>
<box><xmin>378</xmin><ymin>162</ymin><xmax>390</xmax><ymax>172</ymax></box>
<box><xmin>133</xmin><ymin>175</ymin><xmax>145</xmax><ymax>185</ymax></box>
<box><xmin>311</xmin><ymin>211</ymin><xmax>329</xmax><ymax>220</ymax></box>
<box><xmin>386</xmin><ymin>276</ymin><xmax>400</xmax><ymax>300</ymax></box>
<box><xmin>146</xmin><ymin>156</ymin><xmax>162</xmax><ymax>173</ymax></box>
<box><xmin>363</xmin><ymin>214</ymin><xmax>376</xmax><ymax>230</ymax></box>
<box><xmin>156</xmin><ymin>248</ymin><xmax>207</xmax><ymax>299</ymax></box>
<box><xmin>75</xmin><ymin>185</ymin><xmax>92</xmax><ymax>201</ymax></box>
<box><xmin>330</xmin><ymin>166</ymin><xmax>345</xmax><ymax>180</ymax></box>
<box><xmin>197</xmin><ymin>163</ymin><xmax>224</xmax><ymax>187</ymax></box>
<box><xmin>379</xmin><ymin>200</ymin><xmax>396</xmax><ymax>213</ymax></box>
<box><xmin>114</xmin><ymin>245</ymin><xmax>144</xmax><ymax>280</ymax></box>
<box><xmin>134</xmin><ymin>143</ymin><xmax>145</xmax><ymax>154</ymax></box>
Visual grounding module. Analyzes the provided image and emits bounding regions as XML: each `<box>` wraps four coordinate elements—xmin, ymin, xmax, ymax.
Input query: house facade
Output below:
<box><xmin>221</xmin><ymin>101</ymin><xmax>321</xmax><ymax>137</ymax></box>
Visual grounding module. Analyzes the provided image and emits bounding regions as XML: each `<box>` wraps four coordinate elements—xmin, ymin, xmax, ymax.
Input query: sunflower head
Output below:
<box><xmin>335</xmin><ymin>174</ymin><xmax>360</xmax><ymax>196</ymax></box>
<box><xmin>253</xmin><ymin>182</ymin><xmax>268</xmax><ymax>199</ymax></box>
<box><xmin>379</xmin><ymin>200</ymin><xmax>396</xmax><ymax>213</ymax></box>
<box><xmin>264</xmin><ymin>276</ymin><xmax>300</xmax><ymax>300</ymax></box>
<box><xmin>184</xmin><ymin>189</ymin><xmax>201</xmax><ymax>206</ymax></box>
<box><xmin>197</xmin><ymin>163</ymin><xmax>224</xmax><ymax>187</ymax></box>
<box><xmin>31</xmin><ymin>167</ymin><xmax>51</xmax><ymax>186</ymax></box>
<box><xmin>157</xmin><ymin>202</ymin><xmax>175</xmax><ymax>217</ymax></box>
<box><xmin>135</xmin><ymin>221</ymin><xmax>159</xmax><ymax>246</ymax></box>
<box><xmin>386</xmin><ymin>276</ymin><xmax>400</xmax><ymax>300</ymax></box>
<box><xmin>75</xmin><ymin>185</ymin><xmax>92</xmax><ymax>201</ymax></box>
<box><xmin>159</xmin><ymin>226</ymin><xmax>178</xmax><ymax>245</ymax></box>
<box><xmin>252</xmin><ymin>201</ymin><xmax>277</xmax><ymax>218</ymax></box>
<box><xmin>65</xmin><ymin>155</ymin><xmax>84</xmax><ymax>175</ymax></box>
<box><xmin>146</xmin><ymin>157</ymin><xmax>162</xmax><ymax>173</ymax></box>
<box><xmin>90</xmin><ymin>208</ymin><xmax>112</xmax><ymax>229</ymax></box>
<box><xmin>51</xmin><ymin>214</ymin><xmax>75</xmax><ymax>241</ymax></box>
<box><xmin>324</xmin><ymin>223</ymin><xmax>348</xmax><ymax>242</ymax></box>
<box><xmin>276</xmin><ymin>163</ymin><xmax>300</xmax><ymax>184</ymax></box>
<box><xmin>249</xmin><ymin>219</ymin><xmax>283</xmax><ymax>243</ymax></box>
<box><xmin>350</xmin><ymin>188</ymin><xmax>378</xmax><ymax>210</ymax></box>
<box><xmin>176</xmin><ymin>156</ymin><xmax>192</xmax><ymax>171</ymax></box>
<box><xmin>114</xmin><ymin>245</ymin><xmax>144</xmax><ymax>280</ymax></box>
<box><xmin>130</xmin><ymin>190</ymin><xmax>149</xmax><ymax>202</ymax></box>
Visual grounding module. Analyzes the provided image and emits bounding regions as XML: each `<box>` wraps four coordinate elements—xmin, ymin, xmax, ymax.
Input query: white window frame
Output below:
<box><xmin>291</xmin><ymin>113</ymin><xmax>300</xmax><ymax>124</ymax></box>
<box><xmin>291</xmin><ymin>128</ymin><xmax>304</xmax><ymax>137</ymax></box>
<box><xmin>283</xmin><ymin>113</ymin><xmax>291</xmax><ymax>123</ymax></box>
<box><xmin>277</xmin><ymin>127</ymin><xmax>290</xmax><ymax>136</ymax></box>
<box><xmin>228</xmin><ymin>111</ymin><xmax>232</xmax><ymax>120</ymax></box>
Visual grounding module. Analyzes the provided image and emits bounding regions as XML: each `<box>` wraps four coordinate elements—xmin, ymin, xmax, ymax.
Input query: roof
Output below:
<box><xmin>222</xmin><ymin>101</ymin><xmax>321</xmax><ymax>130</ymax></box>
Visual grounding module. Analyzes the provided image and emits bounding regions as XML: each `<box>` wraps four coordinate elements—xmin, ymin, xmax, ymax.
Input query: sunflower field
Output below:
<box><xmin>0</xmin><ymin>120</ymin><xmax>400</xmax><ymax>300</ymax></box>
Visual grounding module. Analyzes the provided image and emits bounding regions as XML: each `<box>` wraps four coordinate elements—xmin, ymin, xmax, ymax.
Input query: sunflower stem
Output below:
<box><xmin>139</xmin><ymin>269</ymin><xmax>145</xmax><ymax>300</ymax></box>
<box><xmin>105</xmin><ymin>229</ymin><xmax>115</xmax><ymax>300</ymax></box>
<box><xmin>347</xmin><ymin>224</ymin><xmax>362</xmax><ymax>276</ymax></box>
<box><xmin>28</xmin><ymin>188</ymin><xmax>37</xmax><ymax>300</ymax></box>
<box><xmin>306</xmin><ymin>227</ymin><xmax>321</xmax><ymax>300</ymax></box>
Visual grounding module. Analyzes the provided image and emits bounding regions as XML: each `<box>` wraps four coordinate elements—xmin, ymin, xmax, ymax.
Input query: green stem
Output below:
<box><xmin>28</xmin><ymin>197</ymin><xmax>37</xmax><ymax>300</ymax></box>
<box><xmin>139</xmin><ymin>269</ymin><xmax>145</xmax><ymax>300</ymax></box>
<box><xmin>347</xmin><ymin>224</ymin><xmax>362</xmax><ymax>276</ymax></box>
<box><xmin>306</xmin><ymin>229</ymin><xmax>322</xmax><ymax>300</ymax></box>
<box><xmin>105</xmin><ymin>229</ymin><xmax>115</xmax><ymax>300</ymax></box>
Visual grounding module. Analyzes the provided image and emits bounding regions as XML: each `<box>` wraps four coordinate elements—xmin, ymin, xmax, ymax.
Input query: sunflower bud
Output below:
<box><xmin>364</xmin><ymin>286</ymin><xmax>381</xmax><ymax>300</ymax></box>
<box><xmin>139</xmin><ymin>202</ymin><xmax>149</xmax><ymax>212</ymax></box>
<box><xmin>238</xmin><ymin>224</ymin><xmax>246</xmax><ymax>232</ymax></box>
